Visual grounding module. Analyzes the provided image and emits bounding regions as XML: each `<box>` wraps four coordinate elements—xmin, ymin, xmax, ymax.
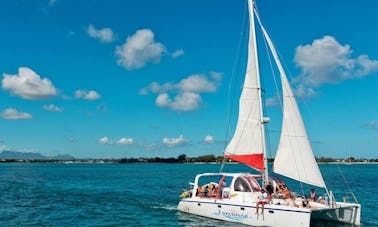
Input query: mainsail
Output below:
<box><xmin>254</xmin><ymin>9</ymin><xmax>326</xmax><ymax>188</ymax></box>
<box><xmin>224</xmin><ymin>0</ymin><xmax>266</xmax><ymax>171</ymax></box>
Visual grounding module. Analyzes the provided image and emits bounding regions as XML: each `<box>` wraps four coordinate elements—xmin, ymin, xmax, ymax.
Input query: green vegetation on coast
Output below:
<box><xmin>1</xmin><ymin>153</ymin><xmax>377</xmax><ymax>164</ymax></box>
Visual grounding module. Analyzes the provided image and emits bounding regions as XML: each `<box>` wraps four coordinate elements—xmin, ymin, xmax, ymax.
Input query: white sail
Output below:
<box><xmin>254</xmin><ymin>10</ymin><xmax>326</xmax><ymax>188</ymax></box>
<box><xmin>224</xmin><ymin>0</ymin><xmax>266</xmax><ymax>171</ymax></box>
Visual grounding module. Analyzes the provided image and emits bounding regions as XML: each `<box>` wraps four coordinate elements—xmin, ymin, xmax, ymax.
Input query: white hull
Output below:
<box><xmin>178</xmin><ymin>198</ymin><xmax>361</xmax><ymax>226</ymax></box>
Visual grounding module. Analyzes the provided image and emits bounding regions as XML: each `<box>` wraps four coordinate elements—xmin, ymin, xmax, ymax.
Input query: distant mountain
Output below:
<box><xmin>0</xmin><ymin>151</ymin><xmax>75</xmax><ymax>160</ymax></box>
<box><xmin>51</xmin><ymin>154</ymin><xmax>75</xmax><ymax>160</ymax></box>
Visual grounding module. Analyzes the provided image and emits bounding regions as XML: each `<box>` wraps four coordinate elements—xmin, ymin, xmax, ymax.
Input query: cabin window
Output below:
<box><xmin>234</xmin><ymin>177</ymin><xmax>252</xmax><ymax>192</ymax></box>
<box><xmin>245</xmin><ymin>176</ymin><xmax>261</xmax><ymax>192</ymax></box>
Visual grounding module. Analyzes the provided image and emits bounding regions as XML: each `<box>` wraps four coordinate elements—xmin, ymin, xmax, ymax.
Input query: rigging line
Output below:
<box><xmin>335</xmin><ymin>163</ymin><xmax>359</xmax><ymax>203</ymax></box>
<box><xmin>220</xmin><ymin>0</ymin><xmax>248</xmax><ymax>172</ymax></box>
<box><xmin>254</xmin><ymin>6</ymin><xmax>282</xmax><ymax>163</ymax></box>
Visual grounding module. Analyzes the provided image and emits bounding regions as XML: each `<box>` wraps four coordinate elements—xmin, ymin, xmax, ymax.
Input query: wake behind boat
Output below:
<box><xmin>177</xmin><ymin>0</ymin><xmax>361</xmax><ymax>226</ymax></box>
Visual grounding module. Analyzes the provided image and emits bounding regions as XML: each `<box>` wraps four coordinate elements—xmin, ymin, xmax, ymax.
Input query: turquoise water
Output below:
<box><xmin>0</xmin><ymin>163</ymin><xmax>376</xmax><ymax>226</ymax></box>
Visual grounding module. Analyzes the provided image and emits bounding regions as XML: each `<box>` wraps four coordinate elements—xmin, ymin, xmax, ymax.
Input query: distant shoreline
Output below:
<box><xmin>1</xmin><ymin>151</ymin><xmax>377</xmax><ymax>164</ymax></box>
<box><xmin>1</xmin><ymin>159</ymin><xmax>377</xmax><ymax>164</ymax></box>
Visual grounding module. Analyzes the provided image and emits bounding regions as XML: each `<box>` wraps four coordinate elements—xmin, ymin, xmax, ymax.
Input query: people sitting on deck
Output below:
<box><xmin>207</xmin><ymin>183</ymin><xmax>217</xmax><ymax>198</ymax></box>
<box><xmin>286</xmin><ymin>195</ymin><xmax>299</xmax><ymax>207</ymax></box>
<box><xmin>275</xmin><ymin>180</ymin><xmax>284</xmax><ymax>193</ymax></box>
<box><xmin>316</xmin><ymin>196</ymin><xmax>327</xmax><ymax>204</ymax></box>
<box><xmin>276</xmin><ymin>181</ymin><xmax>291</xmax><ymax>199</ymax></box>
<box><xmin>196</xmin><ymin>184</ymin><xmax>218</xmax><ymax>198</ymax></box>
<box><xmin>256</xmin><ymin>189</ymin><xmax>270</xmax><ymax>215</ymax></box>
<box><xmin>302</xmin><ymin>196</ymin><xmax>310</xmax><ymax>208</ymax></box>
<box><xmin>196</xmin><ymin>186</ymin><xmax>206</xmax><ymax>197</ymax></box>
<box><xmin>309</xmin><ymin>188</ymin><xmax>317</xmax><ymax>201</ymax></box>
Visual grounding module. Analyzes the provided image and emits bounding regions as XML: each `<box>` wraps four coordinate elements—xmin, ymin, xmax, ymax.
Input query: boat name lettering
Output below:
<box><xmin>219</xmin><ymin>209</ymin><xmax>248</xmax><ymax>220</ymax></box>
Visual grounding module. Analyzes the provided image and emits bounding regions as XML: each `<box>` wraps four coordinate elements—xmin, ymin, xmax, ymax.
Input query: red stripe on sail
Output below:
<box><xmin>225</xmin><ymin>153</ymin><xmax>264</xmax><ymax>171</ymax></box>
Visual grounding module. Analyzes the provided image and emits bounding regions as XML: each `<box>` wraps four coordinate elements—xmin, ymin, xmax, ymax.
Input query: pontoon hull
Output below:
<box><xmin>311</xmin><ymin>202</ymin><xmax>361</xmax><ymax>225</ymax></box>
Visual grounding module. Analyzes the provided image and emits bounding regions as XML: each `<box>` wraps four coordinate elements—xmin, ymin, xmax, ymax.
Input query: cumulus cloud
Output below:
<box><xmin>156</xmin><ymin>92</ymin><xmax>201</xmax><ymax>111</ymax></box>
<box><xmin>1</xmin><ymin>108</ymin><xmax>32</xmax><ymax>120</ymax></box>
<box><xmin>177</xmin><ymin>74</ymin><xmax>218</xmax><ymax>93</ymax></box>
<box><xmin>115</xmin><ymin>29</ymin><xmax>166</xmax><ymax>70</ymax></box>
<box><xmin>98</xmin><ymin>136</ymin><xmax>110</xmax><ymax>144</ymax></box>
<box><xmin>87</xmin><ymin>24</ymin><xmax>115</xmax><ymax>43</ymax></box>
<box><xmin>204</xmin><ymin>135</ymin><xmax>214</xmax><ymax>144</ymax></box>
<box><xmin>98</xmin><ymin>136</ymin><xmax>134</xmax><ymax>145</ymax></box>
<box><xmin>75</xmin><ymin>90</ymin><xmax>100</xmax><ymax>100</ymax></box>
<box><xmin>171</xmin><ymin>49</ymin><xmax>184</xmax><ymax>58</ymax></box>
<box><xmin>116</xmin><ymin>138</ymin><xmax>134</xmax><ymax>145</ymax></box>
<box><xmin>141</xmin><ymin>72</ymin><xmax>222</xmax><ymax>111</ymax></box>
<box><xmin>43</xmin><ymin>104</ymin><xmax>63</xmax><ymax>112</ymax></box>
<box><xmin>294</xmin><ymin>36</ymin><xmax>378</xmax><ymax>98</ymax></box>
<box><xmin>163</xmin><ymin>134</ymin><xmax>187</xmax><ymax>147</ymax></box>
<box><xmin>2</xmin><ymin>67</ymin><xmax>57</xmax><ymax>100</ymax></box>
<box><xmin>293</xmin><ymin>85</ymin><xmax>318</xmax><ymax>99</ymax></box>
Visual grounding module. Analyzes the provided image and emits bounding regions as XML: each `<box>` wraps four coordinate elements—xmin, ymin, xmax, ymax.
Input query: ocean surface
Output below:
<box><xmin>0</xmin><ymin>163</ymin><xmax>376</xmax><ymax>226</ymax></box>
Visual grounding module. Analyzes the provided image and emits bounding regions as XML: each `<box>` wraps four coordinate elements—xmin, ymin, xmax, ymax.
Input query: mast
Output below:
<box><xmin>249</xmin><ymin>0</ymin><xmax>269</xmax><ymax>186</ymax></box>
<box><xmin>224</xmin><ymin>0</ymin><xmax>268</xmax><ymax>180</ymax></box>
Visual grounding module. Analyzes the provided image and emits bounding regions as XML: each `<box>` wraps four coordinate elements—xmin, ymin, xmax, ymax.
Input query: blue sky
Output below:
<box><xmin>0</xmin><ymin>0</ymin><xmax>377</xmax><ymax>159</ymax></box>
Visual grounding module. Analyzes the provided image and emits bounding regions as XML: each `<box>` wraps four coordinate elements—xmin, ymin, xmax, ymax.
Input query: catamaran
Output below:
<box><xmin>177</xmin><ymin>0</ymin><xmax>361</xmax><ymax>226</ymax></box>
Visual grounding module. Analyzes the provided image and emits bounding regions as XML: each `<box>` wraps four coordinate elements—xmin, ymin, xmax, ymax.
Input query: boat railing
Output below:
<box><xmin>343</xmin><ymin>192</ymin><xmax>358</xmax><ymax>204</ymax></box>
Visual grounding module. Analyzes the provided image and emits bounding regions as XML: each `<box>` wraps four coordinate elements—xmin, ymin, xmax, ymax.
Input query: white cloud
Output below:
<box><xmin>149</xmin><ymin>81</ymin><xmax>175</xmax><ymax>94</ymax></box>
<box><xmin>2</xmin><ymin>67</ymin><xmax>57</xmax><ymax>100</ymax></box>
<box><xmin>156</xmin><ymin>92</ymin><xmax>201</xmax><ymax>111</ymax></box>
<box><xmin>75</xmin><ymin>90</ymin><xmax>100</xmax><ymax>100</ymax></box>
<box><xmin>142</xmin><ymin>72</ymin><xmax>222</xmax><ymax>111</ymax></box>
<box><xmin>178</xmin><ymin>74</ymin><xmax>218</xmax><ymax>93</ymax></box>
<box><xmin>204</xmin><ymin>135</ymin><xmax>214</xmax><ymax>144</ymax></box>
<box><xmin>1</xmin><ymin>108</ymin><xmax>32</xmax><ymax>120</ymax></box>
<box><xmin>171</xmin><ymin>49</ymin><xmax>184</xmax><ymax>58</ymax></box>
<box><xmin>115</xmin><ymin>29</ymin><xmax>166</xmax><ymax>70</ymax></box>
<box><xmin>293</xmin><ymin>85</ymin><xmax>318</xmax><ymax>99</ymax></box>
<box><xmin>98</xmin><ymin>136</ymin><xmax>110</xmax><ymax>144</ymax></box>
<box><xmin>116</xmin><ymin>138</ymin><xmax>134</xmax><ymax>145</ymax></box>
<box><xmin>210</xmin><ymin>71</ymin><xmax>223</xmax><ymax>81</ymax></box>
<box><xmin>98</xmin><ymin>136</ymin><xmax>134</xmax><ymax>145</ymax></box>
<box><xmin>163</xmin><ymin>134</ymin><xmax>187</xmax><ymax>147</ymax></box>
<box><xmin>87</xmin><ymin>24</ymin><xmax>114</xmax><ymax>43</ymax></box>
<box><xmin>294</xmin><ymin>36</ymin><xmax>378</xmax><ymax>97</ymax></box>
<box><xmin>43</xmin><ymin>104</ymin><xmax>63</xmax><ymax>112</ymax></box>
<box><xmin>155</xmin><ymin>93</ymin><xmax>170</xmax><ymax>107</ymax></box>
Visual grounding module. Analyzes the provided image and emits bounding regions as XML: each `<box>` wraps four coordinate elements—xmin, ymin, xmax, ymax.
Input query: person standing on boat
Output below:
<box><xmin>309</xmin><ymin>188</ymin><xmax>317</xmax><ymax>201</ymax></box>
<box><xmin>265</xmin><ymin>184</ymin><xmax>274</xmax><ymax>195</ymax></box>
